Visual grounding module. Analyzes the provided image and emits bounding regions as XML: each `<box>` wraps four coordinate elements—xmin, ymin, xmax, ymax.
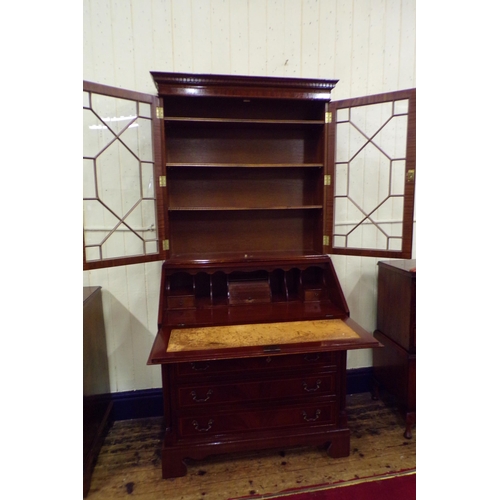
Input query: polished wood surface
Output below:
<box><xmin>85</xmin><ymin>392</ymin><xmax>416</xmax><ymax>500</ymax></box>
<box><xmin>373</xmin><ymin>260</ymin><xmax>416</xmax><ymax>439</ymax></box>
<box><xmin>151</xmin><ymin>71</ymin><xmax>339</xmax><ymax>100</ymax></box>
<box><xmin>375</xmin><ymin>260</ymin><xmax>416</xmax><ymax>352</ymax></box>
<box><xmin>154</xmin><ymin>73</ymin><xmax>334</xmax><ymax>262</ymax></box>
<box><xmin>83</xmin><ymin>287</ymin><xmax>112</xmax><ymax>497</ymax></box>
<box><xmin>149</xmin><ymin>257</ymin><xmax>380</xmax><ymax>478</ymax></box>
<box><xmin>148</xmin><ymin>257</ymin><xmax>379</xmax><ymax>366</ymax></box>
<box><xmin>148</xmin><ymin>73</ymin><xmax>380</xmax><ymax>479</ymax></box>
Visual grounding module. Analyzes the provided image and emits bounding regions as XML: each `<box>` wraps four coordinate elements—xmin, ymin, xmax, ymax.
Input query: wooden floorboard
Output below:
<box><xmin>86</xmin><ymin>392</ymin><xmax>416</xmax><ymax>500</ymax></box>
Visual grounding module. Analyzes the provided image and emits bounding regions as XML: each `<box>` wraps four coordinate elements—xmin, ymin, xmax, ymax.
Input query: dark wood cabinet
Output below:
<box><xmin>372</xmin><ymin>260</ymin><xmax>416</xmax><ymax>439</ymax></box>
<box><xmin>83</xmin><ymin>286</ymin><xmax>112</xmax><ymax>497</ymax></box>
<box><xmin>151</xmin><ymin>72</ymin><xmax>335</xmax><ymax>261</ymax></box>
<box><xmin>147</xmin><ymin>73</ymin><xmax>381</xmax><ymax>479</ymax></box>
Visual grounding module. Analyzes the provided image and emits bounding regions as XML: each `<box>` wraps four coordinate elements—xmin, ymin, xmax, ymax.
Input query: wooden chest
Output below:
<box><xmin>373</xmin><ymin>259</ymin><xmax>416</xmax><ymax>438</ymax></box>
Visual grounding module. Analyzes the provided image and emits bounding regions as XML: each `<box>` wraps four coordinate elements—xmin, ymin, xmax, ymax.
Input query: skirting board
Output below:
<box><xmin>111</xmin><ymin>367</ymin><xmax>374</xmax><ymax>421</ymax></box>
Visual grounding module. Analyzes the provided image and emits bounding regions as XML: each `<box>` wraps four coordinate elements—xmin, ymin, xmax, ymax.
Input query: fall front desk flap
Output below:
<box><xmin>148</xmin><ymin>318</ymin><xmax>380</xmax><ymax>364</ymax></box>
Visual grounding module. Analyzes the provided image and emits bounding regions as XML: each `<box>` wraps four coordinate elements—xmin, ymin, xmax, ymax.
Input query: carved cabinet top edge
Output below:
<box><xmin>150</xmin><ymin>71</ymin><xmax>338</xmax><ymax>99</ymax></box>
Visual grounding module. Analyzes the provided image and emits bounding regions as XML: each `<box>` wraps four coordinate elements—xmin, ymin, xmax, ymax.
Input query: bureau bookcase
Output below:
<box><xmin>147</xmin><ymin>73</ymin><xmax>381</xmax><ymax>479</ymax></box>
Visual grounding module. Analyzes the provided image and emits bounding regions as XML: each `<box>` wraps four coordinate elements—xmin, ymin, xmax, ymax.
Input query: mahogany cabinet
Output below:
<box><xmin>147</xmin><ymin>73</ymin><xmax>381</xmax><ymax>479</ymax></box>
<box><xmin>83</xmin><ymin>286</ymin><xmax>112</xmax><ymax>496</ymax></box>
<box><xmin>372</xmin><ymin>260</ymin><xmax>416</xmax><ymax>438</ymax></box>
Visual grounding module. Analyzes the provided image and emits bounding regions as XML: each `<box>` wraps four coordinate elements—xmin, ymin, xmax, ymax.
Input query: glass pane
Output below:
<box><xmin>139</xmin><ymin>101</ymin><xmax>152</xmax><ymax>118</ymax></box>
<box><xmin>83</xmin><ymin>108</ymin><xmax>115</xmax><ymax>158</ymax></box>
<box><xmin>83</xmin><ymin>200</ymin><xmax>120</xmax><ymax>246</ymax></box>
<box><xmin>394</xmin><ymin>99</ymin><xmax>409</xmax><ymax>115</ymax></box>
<box><xmin>85</xmin><ymin>246</ymin><xmax>101</xmax><ymax>262</ymax></box>
<box><xmin>120</xmin><ymin>117</ymin><xmax>154</xmax><ymax>162</ymax></box>
<box><xmin>388</xmin><ymin>237</ymin><xmax>403</xmax><ymax>251</ymax></box>
<box><xmin>333</xmin><ymin>198</ymin><xmax>365</xmax><ymax>234</ymax></box>
<box><xmin>391</xmin><ymin>160</ymin><xmax>406</xmax><ymax>196</ymax></box>
<box><xmin>336</xmin><ymin>108</ymin><xmax>349</xmax><ymax>122</ymax></box>
<box><xmin>334</xmin><ymin>163</ymin><xmax>348</xmax><ymax>197</ymax></box>
<box><xmin>371</xmin><ymin>198</ymin><xmax>404</xmax><ymax>234</ymax></box>
<box><xmin>145</xmin><ymin>240</ymin><xmax>158</xmax><ymax>254</ymax></box>
<box><xmin>83</xmin><ymin>159</ymin><xmax>96</xmax><ymax>198</ymax></box>
<box><xmin>101</xmin><ymin>224</ymin><xmax>144</xmax><ymax>259</ymax></box>
<box><xmin>372</xmin><ymin>115</ymin><xmax>408</xmax><ymax>159</ymax></box>
<box><xmin>347</xmin><ymin>142</ymin><xmax>390</xmax><ymax>214</ymax></box>
<box><xmin>350</xmin><ymin>102</ymin><xmax>393</xmax><ymax>138</ymax></box>
<box><xmin>95</xmin><ymin>140</ymin><xmax>141</xmax><ymax>218</ymax></box>
<box><xmin>333</xmin><ymin>235</ymin><xmax>347</xmax><ymax>248</ymax></box>
<box><xmin>91</xmin><ymin>93</ymin><xmax>137</xmax><ymax>135</ymax></box>
<box><xmin>348</xmin><ymin>223</ymin><xmax>387</xmax><ymax>250</ymax></box>
<box><xmin>335</xmin><ymin>121</ymin><xmax>368</xmax><ymax>164</ymax></box>
<box><xmin>125</xmin><ymin>200</ymin><xmax>157</xmax><ymax>238</ymax></box>
<box><xmin>141</xmin><ymin>162</ymin><xmax>155</xmax><ymax>199</ymax></box>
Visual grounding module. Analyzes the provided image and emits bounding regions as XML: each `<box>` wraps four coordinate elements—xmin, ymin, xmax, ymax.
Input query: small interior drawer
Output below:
<box><xmin>228</xmin><ymin>280</ymin><xmax>271</xmax><ymax>305</ymax></box>
<box><xmin>167</xmin><ymin>295</ymin><xmax>196</xmax><ymax>309</ymax></box>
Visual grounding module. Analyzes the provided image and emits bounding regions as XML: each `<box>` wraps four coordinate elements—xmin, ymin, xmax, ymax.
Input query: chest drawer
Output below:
<box><xmin>175</xmin><ymin>351</ymin><xmax>338</xmax><ymax>378</ymax></box>
<box><xmin>177</xmin><ymin>401</ymin><xmax>337</xmax><ymax>438</ymax></box>
<box><xmin>177</xmin><ymin>372</ymin><xmax>336</xmax><ymax>408</ymax></box>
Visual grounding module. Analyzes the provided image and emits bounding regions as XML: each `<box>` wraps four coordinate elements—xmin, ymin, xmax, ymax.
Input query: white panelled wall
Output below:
<box><xmin>83</xmin><ymin>0</ymin><xmax>416</xmax><ymax>393</ymax></box>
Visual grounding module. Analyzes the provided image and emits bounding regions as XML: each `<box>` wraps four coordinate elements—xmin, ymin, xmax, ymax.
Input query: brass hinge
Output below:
<box><xmin>323</xmin><ymin>235</ymin><xmax>330</xmax><ymax>246</ymax></box>
<box><xmin>159</xmin><ymin>176</ymin><xmax>166</xmax><ymax>187</ymax></box>
<box><xmin>324</xmin><ymin>174</ymin><xmax>331</xmax><ymax>186</ymax></box>
<box><xmin>406</xmin><ymin>169</ymin><xmax>415</xmax><ymax>183</ymax></box>
<box><xmin>156</xmin><ymin>106</ymin><xmax>164</xmax><ymax>119</ymax></box>
<box><xmin>162</xmin><ymin>239</ymin><xmax>170</xmax><ymax>251</ymax></box>
<box><xmin>325</xmin><ymin>112</ymin><xmax>332</xmax><ymax>123</ymax></box>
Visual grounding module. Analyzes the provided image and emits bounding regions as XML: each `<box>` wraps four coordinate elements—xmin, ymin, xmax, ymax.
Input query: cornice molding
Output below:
<box><xmin>150</xmin><ymin>72</ymin><xmax>338</xmax><ymax>100</ymax></box>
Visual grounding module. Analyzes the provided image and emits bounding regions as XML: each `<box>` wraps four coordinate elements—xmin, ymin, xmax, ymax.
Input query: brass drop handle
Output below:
<box><xmin>190</xmin><ymin>389</ymin><xmax>213</xmax><ymax>402</ymax></box>
<box><xmin>190</xmin><ymin>362</ymin><xmax>209</xmax><ymax>371</ymax></box>
<box><xmin>304</xmin><ymin>354</ymin><xmax>320</xmax><ymax>362</ymax></box>
<box><xmin>302</xmin><ymin>409</ymin><xmax>321</xmax><ymax>422</ymax></box>
<box><xmin>192</xmin><ymin>419</ymin><xmax>214</xmax><ymax>432</ymax></box>
<box><xmin>303</xmin><ymin>380</ymin><xmax>321</xmax><ymax>392</ymax></box>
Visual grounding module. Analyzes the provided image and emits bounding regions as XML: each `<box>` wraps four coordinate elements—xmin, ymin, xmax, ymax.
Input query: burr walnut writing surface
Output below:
<box><xmin>168</xmin><ymin>319</ymin><xmax>360</xmax><ymax>352</ymax></box>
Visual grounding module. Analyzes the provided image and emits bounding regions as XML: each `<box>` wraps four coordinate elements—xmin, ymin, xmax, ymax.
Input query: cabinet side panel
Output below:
<box><xmin>376</xmin><ymin>266</ymin><xmax>414</xmax><ymax>351</ymax></box>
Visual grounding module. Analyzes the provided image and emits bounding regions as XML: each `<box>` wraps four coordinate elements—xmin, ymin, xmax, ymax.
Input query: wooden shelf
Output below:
<box><xmin>168</xmin><ymin>206</ymin><xmax>323</xmax><ymax>211</ymax></box>
<box><xmin>165</xmin><ymin>116</ymin><xmax>324</xmax><ymax>125</ymax></box>
<box><xmin>166</xmin><ymin>163</ymin><xmax>324</xmax><ymax>168</ymax></box>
